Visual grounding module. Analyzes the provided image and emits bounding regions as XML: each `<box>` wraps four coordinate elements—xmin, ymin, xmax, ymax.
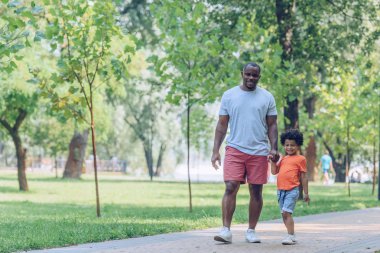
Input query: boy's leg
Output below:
<box><xmin>282</xmin><ymin>211</ymin><xmax>295</xmax><ymax>234</ymax></box>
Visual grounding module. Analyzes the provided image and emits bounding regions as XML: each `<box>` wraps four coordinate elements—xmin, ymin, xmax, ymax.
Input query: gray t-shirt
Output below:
<box><xmin>219</xmin><ymin>85</ymin><xmax>277</xmax><ymax>156</ymax></box>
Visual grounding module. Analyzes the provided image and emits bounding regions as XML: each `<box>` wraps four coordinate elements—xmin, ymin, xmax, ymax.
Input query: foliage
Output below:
<box><xmin>0</xmin><ymin>171</ymin><xmax>379</xmax><ymax>252</ymax></box>
<box><xmin>109</xmin><ymin>76</ymin><xmax>181</xmax><ymax>178</ymax></box>
<box><xmin>312</xmin><ymin>50</ymin><xmax>380</xmax><ymax>181</ymax></box>
<box><xmin>150</xmin><ymin>0</ymin><xmax>240</xmax><ymax>106</ymax></box>
<box><xmin>39</xmin><ymin>0</ymin><xmax>133</xmax><ymax>122</ymax></box>
<box><xmin>27</xmin><ymin>109</ymin><xmax>73</xmax><ymax>159</ymax></box>
<box><xmin>0</xmin><ymin>0</ymin><xmax>42</xmax><ymax>73</ymax></box>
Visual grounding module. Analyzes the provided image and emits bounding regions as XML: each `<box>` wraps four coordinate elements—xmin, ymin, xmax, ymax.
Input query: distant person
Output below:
<box><xmin>269</xmin><ymin>129</ymin><xmax>310</xmax><ymax>245</ymax></box>
<box><xmin>121</xmin><ymin>160</ymin><xmax>127</xmax><ymax>173</ymax></box>
<box><xmin>211</xmin><ymin>62</ymin><xmax>279</xmax><ymax>244</ymax></box>
<box><xmin>320</xmin><ymin>151</ymin><xmax>333</xmax><ymax>185</ymax></box>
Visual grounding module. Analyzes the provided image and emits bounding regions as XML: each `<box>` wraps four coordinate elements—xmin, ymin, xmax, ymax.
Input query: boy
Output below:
<box><xmin>269</xmin><ymin>129</ymin><xmax>310</xmax><ymax>245</ymax></box>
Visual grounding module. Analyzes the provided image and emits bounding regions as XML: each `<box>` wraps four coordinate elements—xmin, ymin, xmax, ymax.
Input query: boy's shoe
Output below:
<box><xmin>214</xmin><ymin>227</ymin><xmax>232</xmax><ymax>243</ymax></box>
<box><xmin>282</xmin><ymin>234</ymin><xmax>296</xmax><ymax>245</ymax></box>
<box><xmin>245</xmin><ymin>228</ymin><xmax>261</xmax><ymax>243</ymax></box>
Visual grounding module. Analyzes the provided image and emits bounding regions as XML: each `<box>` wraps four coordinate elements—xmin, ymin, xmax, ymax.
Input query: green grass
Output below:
<box><xmin>0</xmin><ymin>171</ymin><xmax>379</xmax><ymax>253</ymax></box>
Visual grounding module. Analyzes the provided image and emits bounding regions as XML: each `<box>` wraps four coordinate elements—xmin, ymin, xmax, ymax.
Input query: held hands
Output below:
<box><xmin>267</xmin><ymin>149</ymin><xmax>280</xmax><ymax>163</ymax></box>
<box><xmin>211</xmin><ymin>152</ymin><xmax>221</xmax><ymax>170</ymax></box>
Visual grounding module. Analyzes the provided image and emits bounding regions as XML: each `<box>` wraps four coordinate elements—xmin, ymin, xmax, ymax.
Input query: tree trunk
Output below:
<box><xmin>154</xmin><ymin>143</ymin><xmax>166</xmax><ymax>177</ymax></box>
<box><xmin>143</xmin><ymin>144</ymin><xmax>154</xmax><ymax>180</ymax></box>
<box><xmin>284</xmin><ymin>98</ymin><xmax>299</xmax><ymax>130</ymax></box>
<box><xmin>305</xmin><ymin>135</ymin><xmax>317</xmax><ymax>181</ymax></box>
<box><xmin>304</xmin><ymin>95</ymin><xmax>317</xmax><ymax>181</ymax></box>
<box><xmin>187</xmin><ymin>93</ymin><xmax>193</xmax><ymax>212</ymax></box>
<box><xmin>372</xmin><ymin>139</ymin><xmax>376</xmax><ymax>195</ymax></box>
<box><xmin>13</xmin><ymin>133</ymin><xmax>28</xmax><ymax>191</ymax></box>
<box><xmin>63</xmin><ymin>130</ymin><xmax>89</xmax><ymax>178</ymax></box>
<box><xmin>54</xmin><ymin>155</ymin><xmax>58</xmax><ymax>178</ymax></box>
<box><xmin>276</xmin><ymin>0</ymin><xmax>299</xmax><ymax>130</ymax></box>
<box><xmin>346</xmin><ymin>118</ymin><xmax>351</xmax><ymax>196</ymax></box>
<box><xmin>90</xmin><ymin>102</ymin><xmax>101</xmax><ymax>218</ymax></box>
<box><xmin>0</xmin><ymin>109</ymin><xmax>28</xmax><ymax>191</ymax></box>
<box><xmin>319</xmin><ymin>132</ymin><xmax>345</xmax><ymax>182</ymax></box>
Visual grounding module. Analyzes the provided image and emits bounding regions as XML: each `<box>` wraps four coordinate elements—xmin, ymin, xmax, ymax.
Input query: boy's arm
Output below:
<box><xmin>270</xmin><ymin>154</ymin><xmax>282</xmax><ymax>175</ymax></box>
<box><xmin>300</xmin><ymin>172</ymin><xmax>310</xmax><ymax>204</ymax></box>
<box><xmin>270</xmin><ymin>161</ymin><xmax>279</xmax><ymax>175</ymax></box>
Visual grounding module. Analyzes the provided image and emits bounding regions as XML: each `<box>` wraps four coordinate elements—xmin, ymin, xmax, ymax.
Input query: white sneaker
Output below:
<box><xmin>214</xmin><ymin>226</ymin><xmax>232</xmax><ymax>243</ymax></box>
<box><xmin>282</xmin><ymin>234</ymin><xmax>296</xmax><ymax>245</ymax></box>
<box><xmin>245</xmin><ymin>228</ymin><xmax>261</xmax><ymax>243</ymax></box>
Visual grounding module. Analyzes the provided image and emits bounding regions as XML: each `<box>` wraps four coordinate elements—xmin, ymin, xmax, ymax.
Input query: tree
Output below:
<box><xmin>40</xmin><ymin>0</ymin><xmax>134</xmax><ymax>217</ymax></box>
<box><xmin>151</xmin><ymin>0</ymin><xmax>241</xmax><ymax>211</ymax></box>
<box><xmin>314</xmin><ymin>51</ymin><xmax>380</xmax><ymax>188</ymax></box>
<box><xmin>28</xmin><ymin>110</ymin><xmax>73</xmax><ymax>178</ymax></box>
<box><xmin>0</xmin><ymin>91</ymin><xmax>38</xmax><ymax>191</ymax></box>
<box><xmin>110</xmin><ymin>77</ymin><xmax>176</xmax><ymax>179</ymax></box>
<box><xmin>206</xmin><ymin>0</ymin><xmax>380</xmax><ymax>181</ymax></box>
<box><xmin>0</xmin><ymin>0</ymin><xmax>42</xmax><ymax>191</ymax></box>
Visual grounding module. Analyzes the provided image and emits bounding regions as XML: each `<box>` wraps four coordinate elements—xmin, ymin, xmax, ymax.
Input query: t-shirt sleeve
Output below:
<box><xmin>267</xmin><ymin>94</ymin><xmax>277</xmax><ymax>116</ymax></box>
<box><xmin>219</xmin><ymin>93</ymin><xmax>229</xmax><ymax>115</ymax></box>
<box><xmin>299</xmin><ymin>157</ymin><xmax>307</xmax><ymax>172</ymax></box>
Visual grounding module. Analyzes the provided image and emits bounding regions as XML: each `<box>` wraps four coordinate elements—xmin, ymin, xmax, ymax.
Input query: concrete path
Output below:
<box><xmin>26</xmin><ymin>208</ymin><xmax>380</xmax><ymax>253</ymax></box>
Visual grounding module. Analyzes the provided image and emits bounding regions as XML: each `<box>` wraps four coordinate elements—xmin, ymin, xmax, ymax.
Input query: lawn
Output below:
<box><xmin>0</xmin><ymin>171</ymin><xmax>379</xmax><ymax>253</ymax></box>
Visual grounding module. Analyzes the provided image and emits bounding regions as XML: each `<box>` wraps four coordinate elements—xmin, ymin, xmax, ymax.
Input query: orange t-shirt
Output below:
<box><xmin>276</xmin><ymin>155</ymin><xmax>307</xmax><ymax>190</ymax></box>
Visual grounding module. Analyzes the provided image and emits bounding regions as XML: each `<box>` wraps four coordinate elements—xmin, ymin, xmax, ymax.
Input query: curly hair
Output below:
<box><xmin>280</xmin><ymin>129</ymin><xmax>304</xmax><ymax>146</ymax></box>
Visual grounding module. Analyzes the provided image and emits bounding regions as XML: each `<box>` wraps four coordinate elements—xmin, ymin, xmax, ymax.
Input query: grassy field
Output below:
<box><xmin>0</xmin><ymin>171</ymin><xmax>379</xmax><ymax>253</ymax></box>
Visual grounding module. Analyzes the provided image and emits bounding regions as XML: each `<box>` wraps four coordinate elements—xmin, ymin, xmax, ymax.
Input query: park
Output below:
<box><xmin>0</xmin><ymin>0</ymin><xmax>379</xmax><ymax>253</ymax></box>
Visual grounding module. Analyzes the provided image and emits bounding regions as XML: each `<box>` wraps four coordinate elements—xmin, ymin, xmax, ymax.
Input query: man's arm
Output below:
<box><xmin>266</xmin><ymin>115</ymin><xmax>279</xmax><ymax>162</ymax></box>
<box><xmin>211</xmin><ymin>115</ymin><xmax>229</xmax><ymax>170</ymax></box>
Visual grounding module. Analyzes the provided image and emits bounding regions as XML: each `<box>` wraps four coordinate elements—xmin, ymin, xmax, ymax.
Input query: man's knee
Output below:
<box><xmin>224</xmin><ymin>181</ymin><xmax>240</xmax><ymax>195</ymax></box>
<box><xmin>249</xmin><ymin>184</ymin><xmax>263</xmax><ymax>200</ymax></box>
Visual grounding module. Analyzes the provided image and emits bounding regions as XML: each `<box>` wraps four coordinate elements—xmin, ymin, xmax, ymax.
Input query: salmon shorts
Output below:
<box><xmin>223</xmin><ymin>146</ymin><xmax>268</xmax><ymax>184</ymax></box>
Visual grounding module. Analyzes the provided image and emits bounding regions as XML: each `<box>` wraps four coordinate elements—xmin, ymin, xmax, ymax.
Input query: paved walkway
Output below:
<box><xmin>27</xmin><ymin>208</ymin><xmax>380</xmax><ymax>253</ymax></box>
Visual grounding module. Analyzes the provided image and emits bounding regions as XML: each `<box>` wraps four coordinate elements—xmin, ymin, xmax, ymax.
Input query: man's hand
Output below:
<box><xmin>303</xmin><ymin>193</ymin><xmax>310</xmax><ymax>205</ymax></box>
<box><xmin>211</xmin><ymin>152</ymin><xmax>221</xmax><ymax>170</ymax></box>
<box><xmin>268</xmin><ymin>149</ymin><xmax>280</xmax><ymax>163</ymax></box>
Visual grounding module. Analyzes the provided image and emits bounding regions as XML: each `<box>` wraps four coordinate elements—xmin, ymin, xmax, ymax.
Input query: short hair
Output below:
<box><xmin>243</xmin><ymin>62</ymin><xmax>261</xmax><ymax>73</ymax></box>
<box><xmin>280</xmin><ymin>129</ymin><xmax>304</xmax><ymax>146</ymax></box>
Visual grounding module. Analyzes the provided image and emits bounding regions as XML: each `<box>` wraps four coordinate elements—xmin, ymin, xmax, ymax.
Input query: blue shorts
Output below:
<box><xmin>277</xmin><ymin>187</ymin><xmax>299</xmax><ymax>214</ymax></box>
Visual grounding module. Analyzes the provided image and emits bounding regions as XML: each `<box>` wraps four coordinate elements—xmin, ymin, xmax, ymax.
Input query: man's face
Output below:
<box><xmin>241</xmin><ymin>66</ymin><xmax>261</xmax><ymax>91</ymax></box>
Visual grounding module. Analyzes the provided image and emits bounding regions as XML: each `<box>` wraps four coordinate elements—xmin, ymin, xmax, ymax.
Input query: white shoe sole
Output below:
<box><xmin>282</xmin><ymin>241</ymin><xmax>296</xmax><ymax>245</ymax></box>
<box><xmin>246</xmin><ymin>238</ymin><xmax>261</xmax><ymax>243</ymax></box>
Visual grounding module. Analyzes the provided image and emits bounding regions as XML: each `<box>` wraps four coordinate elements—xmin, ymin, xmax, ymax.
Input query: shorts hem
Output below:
<box><xmin>247</xmin><ymin>180</ymin><xmax>268</xmax><ymax>185</ymax></box>
<box><xmin>224</xmin><ymin>178</ymin><xmax>246</xmax><ymax>184</ymax></box>
<box><xmin>281</xmin><ymin>208</ymin><xmax>294</xmax><ymax>214</ymax></box>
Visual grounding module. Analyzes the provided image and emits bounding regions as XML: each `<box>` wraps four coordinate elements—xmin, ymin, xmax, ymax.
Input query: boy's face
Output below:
<box><xmin>284</xmin><ymin>139</ymin><xmax>299</xmax><ymax>156</ymax></box>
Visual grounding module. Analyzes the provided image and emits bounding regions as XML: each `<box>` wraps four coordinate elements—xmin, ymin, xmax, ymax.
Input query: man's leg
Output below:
<box><xmin>248</xmin><ymin>184</ymin><xmax>263</xmax><ymax>229</ymax></box>
<box><xmin>222</xmin><ymin>181</ymin><xmax>240</xmax><ymax>228</ymax></box>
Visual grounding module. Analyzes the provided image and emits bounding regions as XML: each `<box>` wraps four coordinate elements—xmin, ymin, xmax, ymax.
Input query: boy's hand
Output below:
<box><xmin>268</xmin><ymin>149</ymin><xmax>280</xmax><ymax>163</ymax></box>
<box><xmin>303</xmin><ymin>193</ymin><xmax>310</xmax><ymax>205</ymax></box>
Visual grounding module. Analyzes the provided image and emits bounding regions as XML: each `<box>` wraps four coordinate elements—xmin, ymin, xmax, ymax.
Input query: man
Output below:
<box><xmin>320</xmin><ymin>151</ymin><xmax>334</xmax><ymax>185</ymax></box>
<box><xmin>211</xmin><ymin>62</ymin><xmax>279</xmax><ymax>244</ymax></box>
